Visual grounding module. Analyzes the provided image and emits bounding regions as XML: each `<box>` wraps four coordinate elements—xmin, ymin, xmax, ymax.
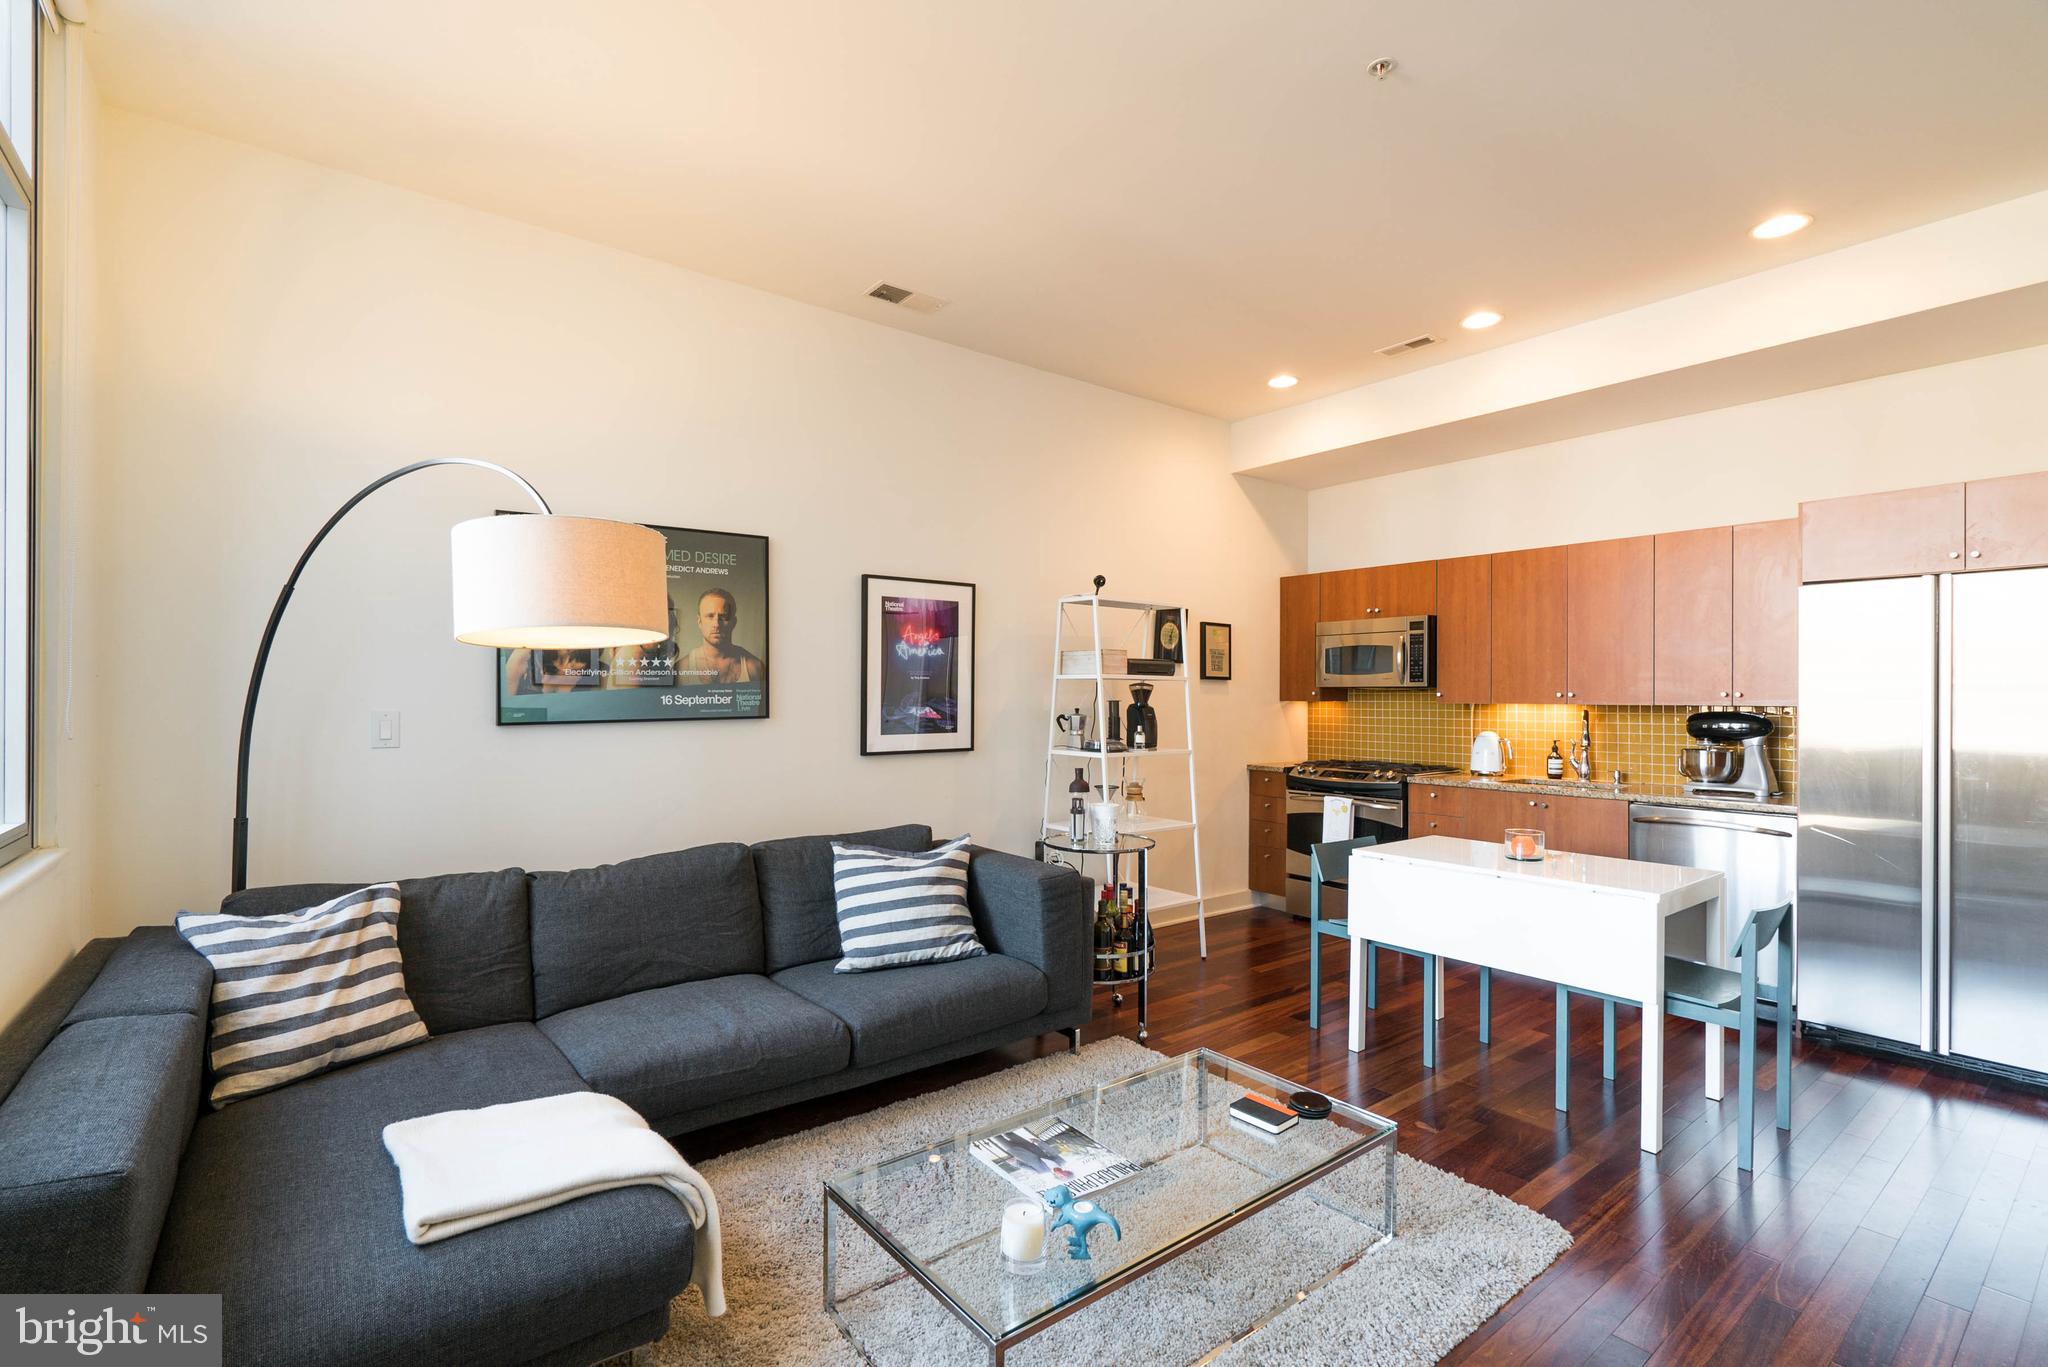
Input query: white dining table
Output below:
<box><xmin>1345</xmin><ymin>835</ymin><xmax>1726</xmax><ymax>1153</ymax></box>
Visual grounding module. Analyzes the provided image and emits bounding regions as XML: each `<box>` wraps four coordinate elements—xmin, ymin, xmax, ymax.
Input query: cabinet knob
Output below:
<box><xmin>1435</xmin><ymin>691</ymin><xmax>1442</xmax><ymax>698</ymax></box>
<box><xmin>1567</xmin><ymin>692</ymin><xmax>1576</xmax><ymax>699</ymax></box>
<box><xmin>1970</xmin><ymin>549</ymin><xmax>1982</xmax><ymax>559</ymax></box>
<box><xmin>1555</xmin><ymin>692</ymin><xmax>1563</xmax><ymax>699</ymax></box>
<box><xmin>1720</xmin><ymin>690</ymin><xmax>1729</xmax><ymax>698</ymax></box>
<box><xmin>1950</xmin><ymin>551</ymin><xmax>1961</xmax><ymax>559</ymax></box>
<box><xmin>1734</xmin><ymin>691</ymin><xmax>1743</xmax><ymax>699</ymax></box>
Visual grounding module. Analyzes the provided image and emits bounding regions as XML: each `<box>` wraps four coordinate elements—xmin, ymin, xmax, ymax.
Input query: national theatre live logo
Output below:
<box><xmin>10</xmin><ymin>1296</ymin><xmax>219</xmax><ymax>1364</ymax></box>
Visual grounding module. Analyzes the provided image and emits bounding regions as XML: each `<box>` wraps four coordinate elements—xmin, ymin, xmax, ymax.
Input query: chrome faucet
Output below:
<box><xmin>1569</xmin><ymin>708</ymin><xmax>1593</xmax><ymax>781</ymax></box>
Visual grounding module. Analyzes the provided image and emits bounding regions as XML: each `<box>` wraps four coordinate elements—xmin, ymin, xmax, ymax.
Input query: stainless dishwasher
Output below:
<box><xmin>1629</xmin><ymin>804</ymin><xmax>1798</xmax><ymax>994</ymax></box>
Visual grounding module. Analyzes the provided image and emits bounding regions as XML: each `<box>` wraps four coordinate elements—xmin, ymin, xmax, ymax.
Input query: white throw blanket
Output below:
<box><xmin>382</xmin><ymin>1090</ymin><xmax>726</xmax><ymax>1317</ymax></box>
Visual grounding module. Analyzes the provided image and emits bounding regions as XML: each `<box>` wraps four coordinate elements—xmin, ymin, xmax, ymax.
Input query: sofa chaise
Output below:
<box><xmin>0</xmin><ymin>824</ymin><xmax>1090</xmax><ymax>1366</ymax></box>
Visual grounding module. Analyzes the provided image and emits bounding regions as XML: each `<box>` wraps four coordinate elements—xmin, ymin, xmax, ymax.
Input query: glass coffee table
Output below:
<box><xmin>823</xmin><ymin>1049</ymin><xmax>1397</xmax><ymax>1366</ymax></box>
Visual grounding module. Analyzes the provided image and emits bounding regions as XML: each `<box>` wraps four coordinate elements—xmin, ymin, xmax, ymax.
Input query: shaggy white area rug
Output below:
<box><xmin>652</xmin><ymin>1040</ymin><xmax>1568</xmax><ymax>1366</ymax></box>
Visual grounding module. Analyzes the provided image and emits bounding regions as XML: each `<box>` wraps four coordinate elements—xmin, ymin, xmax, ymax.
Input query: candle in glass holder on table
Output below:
<box><xmin>1000</xmin><ymin>1198</ymin><xmax>1047</xmax><ymax>1273</ymax></box>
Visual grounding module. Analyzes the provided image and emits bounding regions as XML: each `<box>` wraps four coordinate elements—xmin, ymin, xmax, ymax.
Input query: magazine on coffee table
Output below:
<box><xmin>969</xmin><ymin>1119</ymin><xmax>1139</xmax><ymax>1199</ymax></box>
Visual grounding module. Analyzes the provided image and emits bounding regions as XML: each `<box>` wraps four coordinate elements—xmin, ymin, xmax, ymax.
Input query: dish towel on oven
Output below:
<box><xmin>1321</xmin><ymin>795</ymin><xmax>1356</xmax><ymax>844</ymax></box>
<box><xmin>383</xmin><ymin>1090</ymin><xmax>727</xmax><ymax>1316</ymax></box>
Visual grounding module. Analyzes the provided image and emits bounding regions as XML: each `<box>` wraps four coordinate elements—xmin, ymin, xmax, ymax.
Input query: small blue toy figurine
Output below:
<box><xmin>1043</xmin><ymin>1184</ymin><xmax>1122</xmax><ymax>1260</ymax></box>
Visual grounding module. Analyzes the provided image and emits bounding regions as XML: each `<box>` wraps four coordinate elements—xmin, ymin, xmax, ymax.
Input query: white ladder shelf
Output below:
<box><xmin>1039</xmin><ymin>595</ymin><xmax>1207</xmax><ymax>957</ymax></box>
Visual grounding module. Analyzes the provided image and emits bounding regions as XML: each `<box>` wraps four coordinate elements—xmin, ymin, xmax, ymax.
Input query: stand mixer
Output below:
<box><xmin>1679</xmin><ymin>711</ymin><xmax>1782</xmax><ymax>799</ymax></box>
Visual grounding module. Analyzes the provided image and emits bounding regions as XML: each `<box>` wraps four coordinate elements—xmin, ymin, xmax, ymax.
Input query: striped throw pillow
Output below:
<box><xmin>176</xmin><ymin>884</ymin><xmax>430</xmax><ymax>1108</ymax></box>
<box><xmin>829</xmin><ymin>835</ymin><xmax>986</xmax><ymax>973</ymax></box>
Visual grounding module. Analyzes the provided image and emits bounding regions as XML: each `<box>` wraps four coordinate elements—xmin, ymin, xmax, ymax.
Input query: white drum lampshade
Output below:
<box><xmin>450</xmin><ymin>514</ymin><xmax>669</xmax><ymax>648</ymax></box>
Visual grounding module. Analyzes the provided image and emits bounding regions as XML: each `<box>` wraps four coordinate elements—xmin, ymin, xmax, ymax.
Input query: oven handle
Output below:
<box><xmin>1287</xmin><ymin>790</ymin><xmax>1403</xmax><ymax>816</ymax></box>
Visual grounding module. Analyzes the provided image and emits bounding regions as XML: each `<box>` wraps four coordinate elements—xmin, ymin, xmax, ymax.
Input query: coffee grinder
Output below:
<box><xmin>1124</xmin><ymin>683</ymin><xmax>1160</xmax><ymax>749</ymax></box>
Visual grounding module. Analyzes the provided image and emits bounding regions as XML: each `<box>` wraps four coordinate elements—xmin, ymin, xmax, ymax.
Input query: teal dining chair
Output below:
<box><xmin>1553</xmin><ymin>901</ymin><xmax>1794</xmax><ymax>1171</ymax></box>
<box><xmin>1310</xmin><ymin>837</ymin><xmax>1491</xmax><ymax>1068</ymax></box>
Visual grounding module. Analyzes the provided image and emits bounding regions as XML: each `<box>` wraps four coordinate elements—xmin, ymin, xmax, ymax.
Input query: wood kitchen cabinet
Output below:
<box><xmin>1566</xmin><ymin>536</ymin><xmax>1655</xmax><ymax>704</ymax></box>
<box><xmin>1730</xmin><ymin>518</ymin><xmax>1799</xmax><ymax>704</ymax></box>
<box><xmin>1537</xmin><ymin>793</ymin><xmax>1629</xmax><ymax>858</ymax></box>
<box><xmin>1278</xmin><ymin>574</ymin><xmax>1319</xmax><ymax>702</ymax></box>
<box><xmin>1801</xmin><ymin>483</ymin><xmax>1965</xmax><ymax>582</ymax></box>
<box><xmin>1433</xmin><ymin>554</ymin><xmax>1491</xmax><ymax>703</ymax></box>
<box><xmin>1964</xmin><ymin>470</ymin><xmax>2048</xmax><ymax>571</ymax></box>
<box><xmin>1320</xmin><ymin>561</ymin><xmax>1435</xmax><ymax>621</ymax></box>
<box><xmin>1654</xmin><ymin>526</ymin><xmax>1733</xmax><ymax>704</ymax></box>
<box><xmin>1407</xmin><ymin>781</ymin><xmax>1627</xmax><ymax>858</ymax></box>
<box><xmin>1249</xmin><ymin>768</ymin><xmax>1288</xmax><ymax>895</ymax></box>
<box><xmin>1489</xmin><ymin>547</ymin><xmax>1569</xmax><ymax>702</ymax></box>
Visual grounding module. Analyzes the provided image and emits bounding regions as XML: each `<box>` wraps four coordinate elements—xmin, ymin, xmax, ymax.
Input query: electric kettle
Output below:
<box><xmin>1470</xmin><ymin>730</ymin><xmax>1511</xmax><ymax>776</ymax></box>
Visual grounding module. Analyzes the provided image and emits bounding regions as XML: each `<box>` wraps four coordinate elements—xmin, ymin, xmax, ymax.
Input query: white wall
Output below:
<box><xmin>87</xmin><ymin>108</ymin><xmax>1305</xmax><ymax>929</ymax></box>
<box><xmin>1307</xmin><ymin>343</ymin><xmax>2048</xmax><ymax>568</ymax></box>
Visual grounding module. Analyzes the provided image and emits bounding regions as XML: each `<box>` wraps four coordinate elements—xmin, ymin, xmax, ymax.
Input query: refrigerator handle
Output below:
<box><xmin>1935</xmin><ymin>574</ymin><xmax>1954</xmax><ymax>1056</ymax></box>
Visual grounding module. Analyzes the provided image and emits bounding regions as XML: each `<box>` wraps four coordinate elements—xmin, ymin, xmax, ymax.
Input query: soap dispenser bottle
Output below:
<box><xmin>1546</xmin><ymin>740</ymin><xmax>1565</xmax><ymax>779</ymax></box>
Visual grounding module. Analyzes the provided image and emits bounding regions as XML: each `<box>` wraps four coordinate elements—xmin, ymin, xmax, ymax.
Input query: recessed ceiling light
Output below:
<box><xmin>1268</xmin><ymin>374</ymin><xmax>1299</xmax><ymax>389</ymax></box>
<box><xmin>1750</xmin><ymin>212</ymin><xmax>1812</xmax><ymax>240</ymax></box>
<box><xmin>1460</xmin><ymin>310</ymin><xmax>1503</xmax><ymax>330</ymax></box>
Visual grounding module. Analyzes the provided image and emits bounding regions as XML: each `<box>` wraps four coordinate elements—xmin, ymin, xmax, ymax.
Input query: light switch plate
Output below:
<box><xmin>371</xmin><ymin>709</ymin><xmax>401</xmax><ymax>749</ymax></box>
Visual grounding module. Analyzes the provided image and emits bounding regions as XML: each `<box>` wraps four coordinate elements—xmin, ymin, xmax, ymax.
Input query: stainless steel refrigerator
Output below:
<box><xmin>1798</xmin><ymin>568</ymin><xmax>2048</xmax><ymax>1079</ymax></box>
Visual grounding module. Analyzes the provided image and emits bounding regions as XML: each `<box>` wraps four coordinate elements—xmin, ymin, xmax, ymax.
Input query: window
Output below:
<box><xmin>0</xmin><ymin>0</ymin><xmax>32</xmax><ymax>868</ymax></box>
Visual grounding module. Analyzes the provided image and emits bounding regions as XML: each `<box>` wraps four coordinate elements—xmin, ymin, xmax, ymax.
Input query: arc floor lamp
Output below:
<box><xmin>231</xmin><ymin>458</ymin><xmax>668</xmax><ymax>892</ymax></box>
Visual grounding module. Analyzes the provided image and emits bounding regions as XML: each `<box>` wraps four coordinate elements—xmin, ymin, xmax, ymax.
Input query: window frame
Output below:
<box><xmin>0</xmin><ymin>0</ymin><xmax>35</xmax><ymax>871</ymax></box>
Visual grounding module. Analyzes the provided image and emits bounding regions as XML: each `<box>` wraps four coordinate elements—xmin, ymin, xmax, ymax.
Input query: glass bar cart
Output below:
<box><xmin>1034</xmin><ymin>830</ymin><xmax>1157</xmax><ymax>1041</ymax></box>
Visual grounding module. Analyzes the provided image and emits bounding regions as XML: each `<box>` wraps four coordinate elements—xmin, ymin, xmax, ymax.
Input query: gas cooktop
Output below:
<box><xmin>1286</xmin><ymin>759</ymin><xmax>1447</xmax><ymax>790</ymax></box>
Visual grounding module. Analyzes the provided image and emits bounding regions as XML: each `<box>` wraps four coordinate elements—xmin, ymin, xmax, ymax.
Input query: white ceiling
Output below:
<box><xmin>87</xmin><ymin>0</ymin><xmax>2048</xmax><ymax>421</ymax></box>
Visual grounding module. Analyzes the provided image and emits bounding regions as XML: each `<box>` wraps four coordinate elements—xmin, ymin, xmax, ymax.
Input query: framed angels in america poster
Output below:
<box><xmin>860</xmin><ymin>574</ymin><xmax>975</xmax><ymax>755</ymax></box>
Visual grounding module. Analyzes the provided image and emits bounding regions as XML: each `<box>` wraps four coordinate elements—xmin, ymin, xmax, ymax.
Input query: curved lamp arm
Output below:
<box><xmin>232</xmin><ymin>459</ymin><xmax>552</xmax><ymax>892</ymax></box>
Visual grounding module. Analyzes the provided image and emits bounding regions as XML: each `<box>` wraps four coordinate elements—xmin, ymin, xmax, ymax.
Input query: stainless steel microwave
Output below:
<box><xmin>1315</xmin><ymin>616</ymin><xmax>1435</xmax><ymax>690</ymax></box>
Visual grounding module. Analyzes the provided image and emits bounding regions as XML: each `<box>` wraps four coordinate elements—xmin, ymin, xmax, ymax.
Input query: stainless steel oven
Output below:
<box><xmin>1315</xmin><ymin>617</ymin><xmax>1434</xmax><ymax>690</ymax></box>
<box><xmin>1283</xmin><ymin>783</ymin><xmax>1406</xmax><ymax>919</ymax></box>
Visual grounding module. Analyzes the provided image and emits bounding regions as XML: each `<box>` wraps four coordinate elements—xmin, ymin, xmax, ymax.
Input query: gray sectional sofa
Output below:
<box><xmin>0</xmin><ymin>824</ymin><xmax>1090</xmax><ymax>1366</ymax></box>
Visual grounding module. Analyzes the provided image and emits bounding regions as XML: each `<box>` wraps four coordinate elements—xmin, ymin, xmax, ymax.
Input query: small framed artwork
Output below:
<box><xmin>861</xmin><ymin>575</ymin><xmax>976</xmax><ymax>755</ymax></box>
<box><xmin>1199</xmin><ymin>621</ymin><xmax>1232</xmax><ymax>680</ymax></box>
<box><xmin>1152</xmin><ymin>607</ymin><xmax>1185</xmax><ymax>662</ymax></box>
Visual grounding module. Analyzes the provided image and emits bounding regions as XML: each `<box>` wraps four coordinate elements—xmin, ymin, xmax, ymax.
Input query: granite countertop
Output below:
<box><xmin>1248</xmin><ymin>761</ymin><xmax>1295</xmax><ymax>773</ymax></box>
<box><xmin>1411</xmin><ymin>771</ymin><xmax>1797</xmax><ymax>816</ymax></box>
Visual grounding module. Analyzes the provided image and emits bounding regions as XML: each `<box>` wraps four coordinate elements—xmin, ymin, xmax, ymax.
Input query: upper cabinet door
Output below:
<box><xmin>1318</xmin><ymin>562</ymin><xmax>1435</xmax><ymax>620</ymax></box>
<box><xmin>1801</xmin><ymin>483</ymin><xmax>1964</xmax><ymax>582</ymax></box>
<box><xmin>1278</xmin><ymin>574</ymin><xmax>1320</xmax><ymax>702</ymax></box>
<box><xmin>1317</xmin><ymin>568</ymin><xmax>1373</xmax><ymax>622</ymax></box>
<box><xmin>1434</xmin><ymin>555</ymin><xmax>1491</xmax><ymax>703</ymax></box>
<box><xmin>1654</xmin><ymin>526</ymin><xmax>1733</xmax><ymax>704</ymax></box>
<box><xmin>1377</xmin><ymin>560</ymin><xmax>1438</xmax><ymax>618</ymax></box>
<box><xmin>1568</xmin><ymin>536</ymin><xmax>1656</xmax><ymax>704</ymax></box>
<box><xmin>1731</xmin><ymin>518</ymin><xmax>1800</xmax><ymax>705</ymax></box>
<box><xmin>1964</xmin><ymin>471</ymin><xmax>2048</xmax><ymax>572</ymax></box>
<box><xmin>1490</xmin><ymin>546</ymin><xmax>1569</xmax><ymax>702</ymax></box>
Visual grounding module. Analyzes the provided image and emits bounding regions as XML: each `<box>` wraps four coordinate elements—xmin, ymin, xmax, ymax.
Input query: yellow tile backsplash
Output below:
<box><xmin>1308</xmin><ymin>693</ymin><xmax>1798</xmax><ymax>795</ymax></box>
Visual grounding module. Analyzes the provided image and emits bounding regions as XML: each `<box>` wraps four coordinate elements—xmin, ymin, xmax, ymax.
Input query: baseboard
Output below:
<box><xmin>1148</xmin><ymin>889</ymin><xmax>1267</xmax><ymax>927</ymax></box>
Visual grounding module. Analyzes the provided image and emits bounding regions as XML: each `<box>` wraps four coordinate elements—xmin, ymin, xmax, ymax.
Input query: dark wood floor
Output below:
<box><xmin>686</xmin><ymin>907</ymin><xmax>2048</xmax><ymax>1366</ymax></box>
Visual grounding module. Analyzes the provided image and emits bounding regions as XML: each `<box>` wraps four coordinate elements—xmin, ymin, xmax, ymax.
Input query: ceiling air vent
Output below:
<box><xmin>866</xmin><ymin>281</ymin><xmax>949</xmax><ymax>315</ymax></box>
<box><xmin>1375</xmin><ymin>334</ymin><xmax>1439</xmax><ymax>357</ymax></box>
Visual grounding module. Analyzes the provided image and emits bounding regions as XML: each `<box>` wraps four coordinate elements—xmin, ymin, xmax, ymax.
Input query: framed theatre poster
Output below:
<box><xmin>1199</xmin><ymin>621</ymin><xmax>1233</xmax><ymax>680</ymax></box>
<box><xmin>497</xmin><ymin>523</ymin><xmax>770</xmax><ymax>724</ymax></box>
<box><xmin>861</xmin><ymin>575</ymin><xmax>975</xmax><ymax>755</ymax></box>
